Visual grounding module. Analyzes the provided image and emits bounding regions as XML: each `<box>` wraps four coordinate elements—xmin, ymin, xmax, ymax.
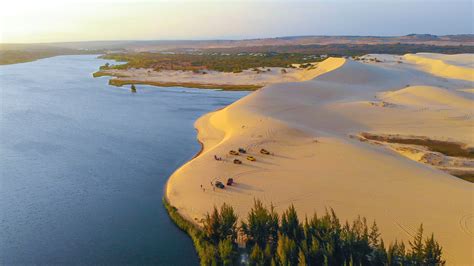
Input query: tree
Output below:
<box><xmin>201</xmin><ymin>244</ymin><xmax>218</xmax><ymax>266</ymax></box>
<box><xmin>218</xmin><ymin>238</ymin><xmax>235</xmax><ymax>266</ymax></box>
<box><xmin>387</xmin><ymin>241</ymin><xmax>406</xmax><ymax>266</ymax></box>
<box><xmin>424</xmin><ymin>233</ymin><xmax>444</xmax><ymax>265</ymax></box>
<box><xmin>370</xmin><ymin>239</ymin><xmax>388</xmax><ymax>265</ymax></box>
<box><xmin>249</xmin><ymin>244</ymin><xmax>265</xmax><ymax>266</ymax></box>
<box><xmin>409</xmin><ymin>224</ymin><xmax>425</xmax><ymax>265</ymax></box>
<box><xmin>203</xmin><ymin>206</ymin><xmax>221</xmax><ymax>244</ymax></box>
<box><xmin>241</xmin><ymin>199</ymin><xmax>279</xmax><ymax>248</ymax></box>
<box><xmin>264</xmin><ymin>243</ymin><xmax>274</xmax><ymax>265</ymax></box>
<box><xmin>220</xmin><ymin>203</ymin><xmax>238</xmax><ymax>242</ymax></box>
<box><xmin>281</xmin><ymin>204</ymin><xmax>303</xmax><ymax>242</ymax></box>
<box><xmin>277</xmin><ymin>233</ymin><xmax>298</xmax><ymax>266</ymax></box>
<box><xmin>369</xmin><ymin>221</ymin><xmax>381</xmax><ymax>248</ymax></box>
<box><xmin>298</xmin><ymin>248</ymin><xmax>308</xmax><ymax>266</ymax></box>
<box><xmin>368</xmin><ymin>221</ymin><xmax>387</xmax><ymax>264</ymax></box>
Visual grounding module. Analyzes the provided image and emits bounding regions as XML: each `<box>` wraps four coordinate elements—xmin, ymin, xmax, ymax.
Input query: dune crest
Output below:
<box><xmin>405</xmin><ymin>53</ymin><xmax>474</xmax><ymax>82</ymax></box>
<box><xmin>167</xmin><ymin>53</ymin><xmax>474</xmax><ymax>264</ymax></box>
<box><xmin>379</xmin><ymin>85</ymin><xmax>474</xmax><ymax>109</ymax></box>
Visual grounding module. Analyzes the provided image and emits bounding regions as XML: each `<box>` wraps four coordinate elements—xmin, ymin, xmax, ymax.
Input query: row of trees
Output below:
<box><xmin>100</xmin><ymin>52</ymin><xmax>318</xmax><ymax>73</ymax></box>
<box><xmin>199</xmin><ymin>200</ymin><xmax>444</xmax><ymax>266</ymax></box>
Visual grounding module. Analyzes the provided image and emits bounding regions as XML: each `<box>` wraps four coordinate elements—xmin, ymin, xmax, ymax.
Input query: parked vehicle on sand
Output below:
<box><xmin>215</xmin><ymin>181</ymin><xmax>225</xmax><ymax>189</ymax></box>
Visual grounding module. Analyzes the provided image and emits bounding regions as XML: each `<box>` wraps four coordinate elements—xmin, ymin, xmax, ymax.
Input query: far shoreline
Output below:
<box><xmin>105</xmin><ymin>78</ymin><xmax>262</xmax><ymax>91</ymax></box>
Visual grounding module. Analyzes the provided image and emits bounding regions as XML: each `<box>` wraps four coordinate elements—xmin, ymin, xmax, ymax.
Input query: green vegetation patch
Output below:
<box><xmin>99</xmin><ymin>52</ymin><xmax>321</xmax><ymax>73</ymax></box>
<box><xmin>164</xmin><ymin>198</ymin><xmax>445</xmax><ymax>265</ymax></box>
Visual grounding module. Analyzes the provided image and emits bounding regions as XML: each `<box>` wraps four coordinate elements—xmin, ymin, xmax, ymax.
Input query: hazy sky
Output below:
<box><xmin>0</xmin><ymin>0</ymin><xmax>472</xmax><ymax>43</ymax></box>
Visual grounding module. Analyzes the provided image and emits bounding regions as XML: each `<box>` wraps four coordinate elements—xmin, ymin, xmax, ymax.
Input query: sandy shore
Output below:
<box><xmin>94</xmin><ymin>64</ymin><xmax>328</xmax><ymax>91</ymax></box>
<box><xmin>166</xmin><ymin>53</ymin><xmax>473</xmax><ymax>264</ymax></box>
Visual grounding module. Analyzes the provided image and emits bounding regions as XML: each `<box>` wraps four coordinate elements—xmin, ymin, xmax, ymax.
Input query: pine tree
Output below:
<box><xmin>298</xmin><ymin>248</ymin><xmax>308</xmax><ymax>266</ymax></box>
<box><xmin>220</xmin><ymin>203</ymin><xmax>238</xmax><ymax>242</ymax></box>
<box><xmin>264</xmin><ymin>243</ymin><xmax>273</xmax><ymax>265</ymax></box>
<box><xmin>281</xmin><ymin>204</ymin><xmax>303</xmax><ymax>242</ymax></box>
<box><xmin>424</xmin><ymin>233</ymin><xmax>445</xmax><ymax>265</ymax></box>
<box><xmin>277</xmin><ymin>233</ymin><xmax>298</xmax><ymax>266</ymax></box>
<box><xmin>201</xmin><ymin>244</ymin><xmax>218</xmax><ymax>266</ymax></box>
<box><xmin>249</xmin><ymin>244</ymin><xmax>265</xmax><ymax>266</ymax></box>
<box><xmin>369</xmin><ymin>221</ymin><xmax>381</xmax><ymax>247</ymax></box>
<box><xmin>409</xmin><ymin>224</ymin><xmax>425</xmax><ymax>265</ymax></box>
<box><xmin>388</xmin><ymin>240</ymin><xmax>406</xmax><ymax>265</ymax></box>
<box><xmin>241</xmin><ymin>199</ymin><xmax>279</xmax><ymax>248</ymax></box>
<box><xmin>218</xmin><ymin>238</ymin><xmax>234</xmax><ymax>266</ymax></box>
<box><xmin>203</xmin><ymin>206</ymin><xmax>221</xmax><ymax>244</ymax></box>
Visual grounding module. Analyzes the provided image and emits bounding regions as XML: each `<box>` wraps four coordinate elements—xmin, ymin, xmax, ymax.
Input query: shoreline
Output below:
<box><xmin>91</xmin><ymin>62</ymin><xmax>332</xmax><ymax>92</ymax></box>
<box><xmin>107</xmin><ymin>78</ymin><xmax>262</xmax><ymax>91</ymax></box>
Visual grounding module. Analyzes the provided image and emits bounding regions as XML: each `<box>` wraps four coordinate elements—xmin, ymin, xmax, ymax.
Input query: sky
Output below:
<box><xmin>0</xmin><ymin>0</ymin><xmax>472</xmax><ymax>43</ymax></box>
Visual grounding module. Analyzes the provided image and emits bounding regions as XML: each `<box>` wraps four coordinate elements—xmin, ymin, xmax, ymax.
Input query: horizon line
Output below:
<box><xmin>2</xmin><ymin>33</ymin><xmax>473</xmax><ymax>45</ymax></box>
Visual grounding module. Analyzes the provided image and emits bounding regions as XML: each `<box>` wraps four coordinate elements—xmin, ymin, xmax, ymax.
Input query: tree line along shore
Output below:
<box><xmin>164</xmin><ymin>198</ymin><xmax>444</xmax><ymax>266</ymax></box>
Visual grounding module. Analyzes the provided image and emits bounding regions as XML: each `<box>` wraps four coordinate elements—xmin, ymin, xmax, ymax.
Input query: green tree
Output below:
<box><xmin>409</xmin><ymin>224</ymin><xmax>425</xmax><ymax>265</ymax></box>
<box><xmin>220</xmin><ymin>203</ymin><xmax>238</xmax><ymax>242</ymax></box>
<box><xmin>241</xmin><ymin>199</ymin><xmax>279</xmax><ymax>248</ymax></box>
<box><xmin>277</xmin><ymin>233</ymin><xmax>298</xmax><ymax>266</ymax></box>
<box><xmin>298</xmin><ymin>248</ymin><xmax>308</xmax><ymax>266</ymax></box>
<box><xmin>281</xmin><ymin>204</ymin><xmax>303</xmax><ymax>242</ymax></box>
<box><xmin>249</xmin><ymin>244</ymin><xmax>266</xmax><ymax>266</ymax></box>
<box><xmin>264</xmin><ymin>243</ymin><xmax>274</xmax><ymax>265</ymax></box>
<box><xmin>200</xmin><ymin>244</ymin><xmax>218</xmax><ymax>266</ymax></box>
<box><xmin>218</xmin><ymin>238</ymin><xmax>235</xmax><ymax>266</ymax></box>
<box><xmin>387</xmin><ymin>241</ymin><xmax>406</xmax><ymax>266</ymax></box>
<box><xmin>424</xmin><ymin>233</ymin><xmax>444</xmax><ymax>265</ymax></box>
<box><xmin>369</xmin><ymin>221</ymin><xmax>380</xmax><ymax>247</ymax></box>
<box><xmin>203</xmin><ymin>206</ymin><xmax>221</xmax><ymax>244</ymax></box>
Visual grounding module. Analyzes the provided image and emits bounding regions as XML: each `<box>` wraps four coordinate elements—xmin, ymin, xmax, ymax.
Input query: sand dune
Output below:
<box><xmin>380</xmin><ymin>85</ymin><xmax>473</xmax><ymax>109</ymax></box>
<box><xmin>166</xmin><ymin>53</ymin><xmax>474</xmax><ymax>264</ymax></box>
<box><xmin>405</xmin><ymin>53</ymin><xmax>474</xmax><ymax>82</ymax></box>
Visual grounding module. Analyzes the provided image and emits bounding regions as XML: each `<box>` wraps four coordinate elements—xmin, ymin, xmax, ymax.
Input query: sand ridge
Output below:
<box><xmin>166</xmin><ymin>53</ymin><xmax>474</xmax><ymax>264</ymax></box>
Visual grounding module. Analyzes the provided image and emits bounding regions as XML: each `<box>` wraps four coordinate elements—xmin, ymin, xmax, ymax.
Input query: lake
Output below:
<box><xmin>0</xmin><ymin>55</ymin><xmax>248</xmax><ymax>265</ymax></box>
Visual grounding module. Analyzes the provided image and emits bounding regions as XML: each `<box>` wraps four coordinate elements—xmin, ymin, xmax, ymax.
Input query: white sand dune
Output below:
<box><xmin>380</xmin><ymin>85</ymin><xmax>473</xmax><ymax>109</ymax></box>
<box><xmin>167</xmin><ymin>53</ymin><xmax>474</xmax><ymax>264</ymax></box>
<box><xmin>404</xmin><ymin>53</ymin><xmax>474</xmax><ymax>82</ymax></box>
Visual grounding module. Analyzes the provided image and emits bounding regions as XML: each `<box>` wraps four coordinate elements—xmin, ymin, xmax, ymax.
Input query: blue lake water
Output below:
<box><xmin>0</xmin><ymin>55</ymin><xmax>248</xmax><ymax>265</ymax></box>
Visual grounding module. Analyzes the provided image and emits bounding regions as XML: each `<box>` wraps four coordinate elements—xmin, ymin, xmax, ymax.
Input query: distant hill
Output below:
<box><xmin>2</xmin><ymin>34</ymin><xmax>473</xmax><ymax>52</ymax></box>
<box><xmin>1</xmin><ymin>34</ymin><xmax>472</xmax><ymax>65</ymax></box>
